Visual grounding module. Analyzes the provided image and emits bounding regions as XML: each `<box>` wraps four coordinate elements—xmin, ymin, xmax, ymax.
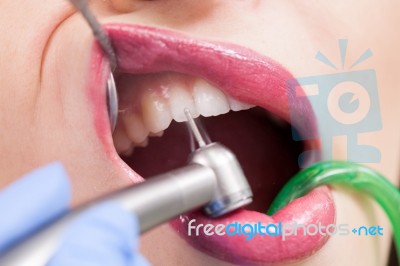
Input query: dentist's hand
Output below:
<box><xmin>0</xmin><ymin>163</ymin><xmax>149</xmax><ymax>266</ymax></box>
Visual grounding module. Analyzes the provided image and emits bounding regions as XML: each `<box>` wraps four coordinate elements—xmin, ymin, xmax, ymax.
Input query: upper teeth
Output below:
<box><xmin>113</xmin><ymin>77</ymin><xmax>254</xmax><ymax>155</ymax></box>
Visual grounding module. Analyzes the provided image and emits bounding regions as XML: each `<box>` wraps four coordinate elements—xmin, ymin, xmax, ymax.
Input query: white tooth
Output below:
<box><xmin>170</xmin><ymin>85</ymin><xmax>199</xmax><ymax>122</ymax></box>
<box><xmin>135</xmin><ymin>138</ymin><xmax>149</xmax><ymax>148</ymax></box>
<box><xmin>121</xmin><ymin>146</ymin><xmax>134</xmax><ymax>157</ymax></box>
<box><xmin>123</xmin><ymin>112</ymin><xmax>149</xmax><ymax>144</ymax></box>
<box><xmin>142</xmin><ymin>89</ymin><xmax>172</xmax><ymax>133</ymax></box>
<box><xmin>193</xmin><ymin>80</ymin><xmax>230</xmax><ymax>117</ymax></box>
<box><xmin>228</xmin><ymin>97</ymin><xmax>255</xmax><ymax>111</ymax></box>
<box><xmin>149</xmin><ymin>131</ymin><xmax>164</xmax><ymax>137</ymax></box>
<box><xmin>113</xmin><ymin>125</ymin><xmax>132</xmax><ymax>154</ymax></box>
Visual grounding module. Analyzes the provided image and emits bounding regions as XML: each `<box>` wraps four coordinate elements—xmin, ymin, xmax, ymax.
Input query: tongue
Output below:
<box><xmin>121</xmin><ymin>107</ymin><xmax>302</xmax><ymax>212</ymax></box>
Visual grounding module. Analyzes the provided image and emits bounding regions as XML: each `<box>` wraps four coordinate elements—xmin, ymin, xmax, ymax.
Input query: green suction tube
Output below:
<box><xmin>267</xmin><ymin>161</ymin><xmax>400</xmax><ymax>257</ymax></box>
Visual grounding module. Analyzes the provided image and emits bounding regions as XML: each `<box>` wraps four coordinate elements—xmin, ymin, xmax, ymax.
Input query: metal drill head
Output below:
<box><xmin>189</xmin><ymin>143</ymin><xmax>253</xmax><ymax>217</ymax></box>
<box><xmin>184</xmin><ymin>109</ymin><xmax>253</xmax><ymax>217</ymax></box>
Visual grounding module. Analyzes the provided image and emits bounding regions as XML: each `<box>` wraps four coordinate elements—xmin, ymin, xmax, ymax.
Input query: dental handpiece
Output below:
<box><xmin>0</xmin><ymin>110</ymin><xmax>253</xmax><ymax>266</ymax></box>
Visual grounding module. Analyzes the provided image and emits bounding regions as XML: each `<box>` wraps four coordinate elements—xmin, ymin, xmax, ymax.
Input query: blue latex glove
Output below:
<box><xmin>0</xmin><ymin>163</ymin><xmax>149</xmax><ymax>266</ymax></box>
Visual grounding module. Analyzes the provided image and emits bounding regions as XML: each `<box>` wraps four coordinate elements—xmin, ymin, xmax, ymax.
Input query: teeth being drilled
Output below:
<box><xmin>170</xmin><ymin>84</ymin><xmax>199</xmax><ymax>122</ymax></box>
<box><xmin>113</xmin><ymin>78</ymin><xmax>255</xmax><ymax>155</ymax></box>
<box><xmin>193</xmin><ymin>79</ymin><xmax>230</xmax><ymax>117</ymax></box>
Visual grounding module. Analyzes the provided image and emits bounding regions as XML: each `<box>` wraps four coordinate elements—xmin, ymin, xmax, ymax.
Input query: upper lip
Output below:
<box><xmin>88</xmin><ymin>23</ymin><xmax>335</xmax><ymax>265</ymax></box>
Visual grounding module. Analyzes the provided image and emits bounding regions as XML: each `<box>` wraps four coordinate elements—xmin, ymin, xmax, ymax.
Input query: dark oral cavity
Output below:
<box><xmin>120</xmin><ymin>107</ymin><xmax>303</xmax><ymax>213</ymax></box>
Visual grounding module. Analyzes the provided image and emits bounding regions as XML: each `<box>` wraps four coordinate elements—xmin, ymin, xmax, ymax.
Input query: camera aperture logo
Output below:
<box><xmin>287</xmin><ymin>39</ymin><xmax>382</xmax><ymax>166</ymax></box>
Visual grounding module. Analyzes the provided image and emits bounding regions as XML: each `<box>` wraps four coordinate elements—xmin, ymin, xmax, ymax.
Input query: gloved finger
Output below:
<box><xmin>0</xmin><ymin>163</ymin><xmax>71</xmax><ymax>253</ymax></box>
<box><xmin>48</xmin><ymin>202</ymin><xmax>150</xmax><ymax>266</ymax></box>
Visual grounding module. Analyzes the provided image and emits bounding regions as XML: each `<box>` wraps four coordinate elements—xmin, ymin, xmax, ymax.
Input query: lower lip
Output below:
<box><xmin>88</xmin><ymin>24</ymin><xmax>335</xmax><ymax>264</ymax></box>
<box><xmin>171</xmin><ymin>187</ymin><xmax>334</xmax><ymax>265</ymax></box>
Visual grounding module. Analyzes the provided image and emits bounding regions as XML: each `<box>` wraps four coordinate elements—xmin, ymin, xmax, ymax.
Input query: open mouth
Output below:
<box><xmin>114</xmin><ymin>69</ymin><xmax>302</xmax><ymax>212</ymax></box>
<box><xmin>88</xmin><ymin>24</ymin><xmax>335</xmax><ymax>265</ymax></box>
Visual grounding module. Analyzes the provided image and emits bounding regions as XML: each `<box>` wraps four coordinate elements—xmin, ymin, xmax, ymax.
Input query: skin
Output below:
<box><xmin>0</xmin><ymin>0</ymin><xmax>399</xmax><ymax>265</ymax></box>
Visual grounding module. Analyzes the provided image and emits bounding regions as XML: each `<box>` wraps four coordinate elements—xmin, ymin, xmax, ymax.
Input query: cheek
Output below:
<box><xmin>0</xmin><ymin>1</ymin><xmax>74</xmax><ymax>68</ymax></box>
<box><xmin>0</xmin><ymin>2</ymin><xmax>70</xmax><ymax>187</ymax></box>
<box><xmin>109</xmin><ymin>0</ymin><xmax>139</xmax><ymax>13</ymax></box>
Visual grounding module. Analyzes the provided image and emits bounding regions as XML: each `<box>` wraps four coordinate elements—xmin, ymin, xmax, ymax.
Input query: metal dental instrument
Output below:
<box><xmin>0</xmin><ymin>110</ymin><xmax>253</xmax><ymax>266</ymax></box>
<box><xmin>69</xmin><ymin>0</ymin><xmax>118</xmax><ymax>132</ymax></box>
<box><xmin>69</xmin><ymin>0</ymin><xmax>117</xmax><ymax>70</ymax></box>
<box><xmin>185</xmin><ymin>108</ymin><xmax>212</xmax><ymax>151</ymax></box>
<box><xmin>106</xmin><ymin>73</ymin><xmax>118</xmax><ymax>132</ymax></box>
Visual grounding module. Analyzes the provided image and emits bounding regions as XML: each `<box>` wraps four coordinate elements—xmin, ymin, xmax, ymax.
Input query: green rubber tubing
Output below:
<box><xmin>267</xmin><ymin>161</ymin><xmax>400</xmax><ymax>257</ymax></box>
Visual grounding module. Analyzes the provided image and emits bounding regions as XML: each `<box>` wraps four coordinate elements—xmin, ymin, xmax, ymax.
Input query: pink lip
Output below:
<box><xmin>88</xmin><ymin>24</ymin><xmax>335</xmax><ymax>265</ymax></box>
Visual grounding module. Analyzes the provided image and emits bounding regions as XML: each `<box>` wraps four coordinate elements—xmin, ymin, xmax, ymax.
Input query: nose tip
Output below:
<box><xmin>189</xmin><ymin>143</ymin><xmax>253</xmax><ymax>217</ymax></box>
